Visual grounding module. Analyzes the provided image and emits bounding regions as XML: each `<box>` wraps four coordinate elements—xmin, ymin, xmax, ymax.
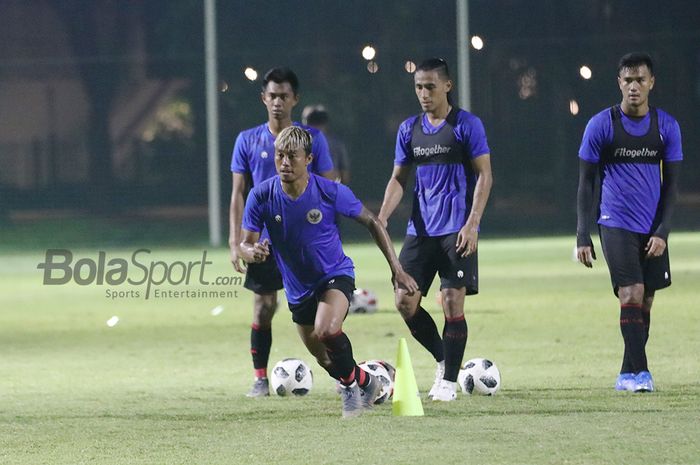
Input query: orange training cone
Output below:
<box><xmin>392</xmin><ymin>337</ymin><xmax>424</xmax><ymax>416</ymax></box>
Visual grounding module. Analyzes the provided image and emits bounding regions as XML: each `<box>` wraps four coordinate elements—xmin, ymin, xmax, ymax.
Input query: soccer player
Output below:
<box><xmin>229</xmin><ymin>67</ymin><xmax>335</xmax><ymax>397</ymax></box>
<box><xmin>576</xmin><ymin>52</ymin><xmax>682</xmax><ymax>393</ymax></box>
<box><xmin>302</xmin><ymin>104</ymin><xmax>351</xmax><ymax>184</ymax></box>
<box><xmin>378</xmin><ymin>58</ymin><xmax>493</xmax><ymax>401</ymax></box>
<box><xmin>239</xmin><ymin>126</ymin><xmax>418</xmax><ymax>417</ymax></box>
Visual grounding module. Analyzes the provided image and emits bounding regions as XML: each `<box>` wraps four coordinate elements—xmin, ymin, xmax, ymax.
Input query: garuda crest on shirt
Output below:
<box><xmin>306</xmin><ymin>209</ymin><xmax>322</xmax><ymax>224</ymax></box>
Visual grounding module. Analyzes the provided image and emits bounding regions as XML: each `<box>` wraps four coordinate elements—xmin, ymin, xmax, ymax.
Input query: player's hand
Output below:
<box><xmin>393</xmin><ymin>268</ymin><xmax>419</xmax><ymax>295</ymax></box>
<box><xmin>576</xmin><ymin>245</ymin><xmax>596</xmax><ymax>268</ymax></box>
<box><xmin>252</xmin><ymin>239</ymin><xmax>271</xmax><ymax>263</ymax></box>
<box><xmin>645</xmin><ymin>236</ymin><xmax>666</xmax><ymax>258</ymax></box>
<box><xmin>456</xmin><ymin>224</ymin><xmax>478</xmax><ymax>257</ymax></box>
<box><xmin>230</xmin><ymin>244</ymin><xmax>247</xmax><ymax>273</ymax></box>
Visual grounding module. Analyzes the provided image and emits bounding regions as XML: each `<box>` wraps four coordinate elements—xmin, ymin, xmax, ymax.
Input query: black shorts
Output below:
<box><xmin>398</xmin><ymin>233</ymin><xmax>478</xmax><ymax>296</ymax></box>
<box><xmin>288</xmin><ymin>276</ymin><xmax>355</xmax><ymax>326</ymax></box>
<box><xmin>599</xmin><ymin>225</ymin><xmax>672</xmax><ymax>296</ymax></box>
<box><xmin>243</xmin><ymin>255</ymin><xmax>283</xmax><ymax>293</ymax></box>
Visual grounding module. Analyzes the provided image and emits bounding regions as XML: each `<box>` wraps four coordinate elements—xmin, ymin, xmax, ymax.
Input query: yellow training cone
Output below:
<box><xmin>392</xmin><ymin>337</ymin><xmax>424</xmax><ymax>416</ymax></box>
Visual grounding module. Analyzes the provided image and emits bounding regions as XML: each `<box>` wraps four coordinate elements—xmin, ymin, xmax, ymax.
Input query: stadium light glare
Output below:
<box><xmin>471</xmin><ymin>36</ymin><xmax>484</xmax><ymax>50</ymax></box>
<box><xmin>362</xmin><ymin>45</ymin><xmax>376</xmax><ymax>61</ymax></box>
<box><xmin>404</xmin><ymin>60</ymin><xmax>416</xmax><ymax>73</ymax></box>
<box><xmin>579</xmin><ymin>65</ymin><xmax>592</xmax><ymax>80</ymax></box>
<box><xmin>367</xmin><ymin>61</ymin><xmax>379</xmax><ymax>74</ymax></box>
<box><xmin>569</xmin><ymin>99</ymin><xmax>580</xmax><ymax>115</ymax></box>
<box><xmin>244</xmin><ymin>67</ymin><xmax>258</xmax><ymax>81</ymax></box>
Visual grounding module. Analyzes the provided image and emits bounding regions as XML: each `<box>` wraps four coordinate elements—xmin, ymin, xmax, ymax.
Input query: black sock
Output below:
<box><xmin>621</xmin><ymin>308</ymin><xmax>652</xmax><ymax>373</ymax></box>
<box><xmin>250</xmin><ymin>324</ymin><xmax>272</xmax><ymax>376</ymax></box>
<box><xmin>621</xmin><ymin>309</ymin><xmax>651</xmax><ymax>373</ymax></box>
<box><xmin>355</xmin><ymin>366</ymin><xmax>369</xmax><ymax>388</ymax></box>
<box><xmin>318</xmin><ymin>363</ymin><xmax>367</xmax><ymax>386</ymax></box>
<box><xmin>619</xmin><ymin>305</ymin><xmax>648</xmax><ymax>373</ymax></box>
<box><xmin>404</xmin><ymin>306</ymin><xmax>444</xmax><ymax>362</ymax></box>
<box><xmin>320</xmin><ymin>331</ymin><xmax>357</xmax><ymax>386</ymax></box>
<box><xmin>442</xmin><ymin>315</ymin><xmax>468</xmax><ymax>382</ymax></box>
<box><xmin>620</xmin><ymin>347</ymin><xmax>633</xmax><ymax>374</ymax></box>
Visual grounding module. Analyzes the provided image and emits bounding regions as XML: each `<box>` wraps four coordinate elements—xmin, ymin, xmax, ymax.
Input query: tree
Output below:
<box><xmin>51</xmin><ymin>0</ymin><xmax>140</xmax><ymax>204</ymax></box>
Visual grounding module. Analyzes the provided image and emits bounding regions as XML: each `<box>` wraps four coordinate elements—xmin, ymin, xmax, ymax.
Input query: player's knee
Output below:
<box><xmin>618</xmin><ymin>284</ymin><xmax>644</xmax><ymax>305</ymax></box>
<box><xmin>440</xmin><ymin>289</ymin><xmax>464</xmax><ymax>313</ymax></box>
<box><xmin>254</xmin><ymin>297</ymin><xmax>277</xmax><ymax>323</ymax></box>
<box><xmin>315</xmin><ymin>325</ymin><xmax>339</xmax><ymax>341</ymax></box>
<box><xmin>395</xmin><ymin>296</ymin><xmax>417</xmax><ymax>319</ymax></box>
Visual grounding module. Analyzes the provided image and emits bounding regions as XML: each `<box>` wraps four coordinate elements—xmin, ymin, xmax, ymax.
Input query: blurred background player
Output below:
<box><xmin>576</xmin><ymin>52</ymin><xmax>682</xmax><ymax>393</ymax></box>
<box><xmin>378</xmin><ymin>58</ymin><xmax>493</xmax><ymax>401</ymax></box>
<box><xmin>302</xmin><ymin>104</ymin><xmax>351</xmax><ymax>184</ymax></box>
<box><xmin>228</xmin><ymin>67</ymin><xmax>335</xmax><ymax>397</ymax></box>
<box><xmin>239</xmin><ymin>126</ymin><xmax>418</xmax><ymax>417</ymax></box>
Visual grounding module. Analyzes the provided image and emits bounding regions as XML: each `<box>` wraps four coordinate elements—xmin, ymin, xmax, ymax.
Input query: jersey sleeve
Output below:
<box><xmin>310</xmin><ymin>130</ymin><xmax>334</xmax><ymax>173</ymax></box>
<box><xmin>231</xmin><ymin>132</ymin><xmax>250</xmax><ymax>173</ymax></box>
<box><xmin>578</xmin><ymin>113</ymin><xmax>609</xmax><ymax>163</ymax></box>
<box><xmin>334</xmin><ymin>183</ymin><xmax>363</xmax><ymax>218</ymax></box>
<box><xmin>242</xmin><ymin>187</ymin><xmax>264</xmax><ymax>233</ymax></box>
<box><xmin>394</xmin><ymin>119</ymin><xmax>414</xmax><ymax>166</ymax></box>
<box><xmin>661</xmin><ymin>116</ymin><xmax>683</xmax><ymax>162</ymax></box>
<box><xmin>457</xmin><ymin>114</ymin><xmax>490</xmax><ymax>158</ymax></box>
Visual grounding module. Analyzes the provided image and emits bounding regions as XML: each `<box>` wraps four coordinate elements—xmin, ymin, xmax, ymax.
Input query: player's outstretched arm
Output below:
<box><xmin>576</xmin><ymin>159</ymin><xmax>598</xmax><ymax>267</ymax></box>
<box><xmin>377</xmin><ymin>165</ymin><xmax>411</xmax><ymax>228</ymax></box>
<box><xmin>354</xmin><ymin>206</ymin><xmax>418</xmax><ymax>294</ymax></box>
<box><xmin>229</xmin><ymin>173</ymin><xmax>250</xmax><ymax>273</ymax></box>
<box><xmin>239</xmin><ymin>229</ymin><xmax>270</xmax><ymax>264</ymax></box>
<box><xmin>457</xmin><ymin>154</ymin><xmax>493</xmax><ymax>257</ymax></box>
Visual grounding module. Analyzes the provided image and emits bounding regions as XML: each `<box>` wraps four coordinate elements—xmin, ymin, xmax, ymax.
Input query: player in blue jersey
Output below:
<box><xmin>378</xmin><ymin>58</ymin><xmax>493</xmax><ymax>402</ymax></box>
<box><xmin>576</xmin><ymin>53</ymin><xmax>683</xmax><ymax>393</ymax></box>
<box><xmin>228</xmin><ymin>67</ymin><xmax>335</xmax><ymax>397</ymax></box>
<box><xmin>240</xmin><ymin>126</ymin><xmax>418</xmax><ymax>417</ymax></box>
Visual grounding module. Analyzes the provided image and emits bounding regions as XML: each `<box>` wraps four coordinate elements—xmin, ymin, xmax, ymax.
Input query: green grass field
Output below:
<box><xmin>1</xmin><ymin>233</ymin><xmax>699</xmax><ymax>464</ymax></box>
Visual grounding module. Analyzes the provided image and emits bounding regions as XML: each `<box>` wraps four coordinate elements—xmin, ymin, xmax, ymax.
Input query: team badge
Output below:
<box><xmin>457</xmin><ymin>270</ymin><xmax>464</xmax><ymax>279</ymax></box>
<box><xmin>306</xmin><ymin>209</ymin><xmax>322</xmax><ymax>224</ymax></box>
<box><xmin>261</xmin><ymin>151</ymin><xmax>268</xmax><ymax>159</ymax></box>
<box><xmin>274</xmin><ymin>214</ymin><xmax>281</xmax><ymax>223</ymax></box>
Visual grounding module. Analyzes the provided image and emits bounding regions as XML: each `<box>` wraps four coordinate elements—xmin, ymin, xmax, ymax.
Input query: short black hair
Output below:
<box><xmin>303</xmin><ymin>106</ymin><xmax>329</xmax><ymax>126</ymax></box>
<box><xmin>416</xmin><ymin>58</ymin><xmax>451</xmax><ymax>80</ymax></box>
<box><xmin>617</xmin><ymin>52</ymin><xmax>654</xmax><ymax>76</ymax></box>
<box><xmin>262</xmin><ymin>67</ymin><xmax>299</xmax><ymax>95</ymax></box>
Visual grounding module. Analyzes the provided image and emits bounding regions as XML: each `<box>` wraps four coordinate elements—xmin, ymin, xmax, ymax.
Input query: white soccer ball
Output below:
<box><xmin>457</xmin><ymin>358</ymin><xmax>501</xmax><ymax>395</ymax></box>
<box><xmin>358</xmin><ymin>360</ymin><xmax>395</xmax><ymax>404</ymax></box>
<box><xmin>348</xmin><ymin>288</ymin><xmax>378</xmax><ymax>314</ymax></box>
<box><xmin>270</xmin><ymin>358</ymin><xmax>313</xmax><ymax>396</ymax></box>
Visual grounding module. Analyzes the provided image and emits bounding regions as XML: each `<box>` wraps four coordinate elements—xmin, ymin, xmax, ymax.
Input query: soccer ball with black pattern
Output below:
<box><xmin>457</xmin><ymin>358</ymin><xmax>500</xmax><ymax>395</ymax></box>
<box><xmin>358</xmin><ymin>360</ymin><xmax>395</xmax><ymax>404</ymax></box>
<box><xmin>270</xmin><ymin>358</ymin><xmax>313</xmax><ymax>396</ymax></box>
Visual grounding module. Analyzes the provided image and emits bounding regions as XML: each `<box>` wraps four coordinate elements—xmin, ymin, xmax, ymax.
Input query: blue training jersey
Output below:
<box><xmin>231</xmin><ymin>122</ymin><xmax>334</xmax><ymax>185</ymax></box>
<box><xmin>242</xmin><ymin>174</ymin><xmax>363</xmax><ymax>304</ymax></box>
<box><xmin>578</xmin><ymin>106</ymin><xmax>683</xmax><ymax>234</ymax></box>
<box><xmin>394</xmin><ymin>109</ymin><xmax>490</xmax><ymax>237</ymax></box>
